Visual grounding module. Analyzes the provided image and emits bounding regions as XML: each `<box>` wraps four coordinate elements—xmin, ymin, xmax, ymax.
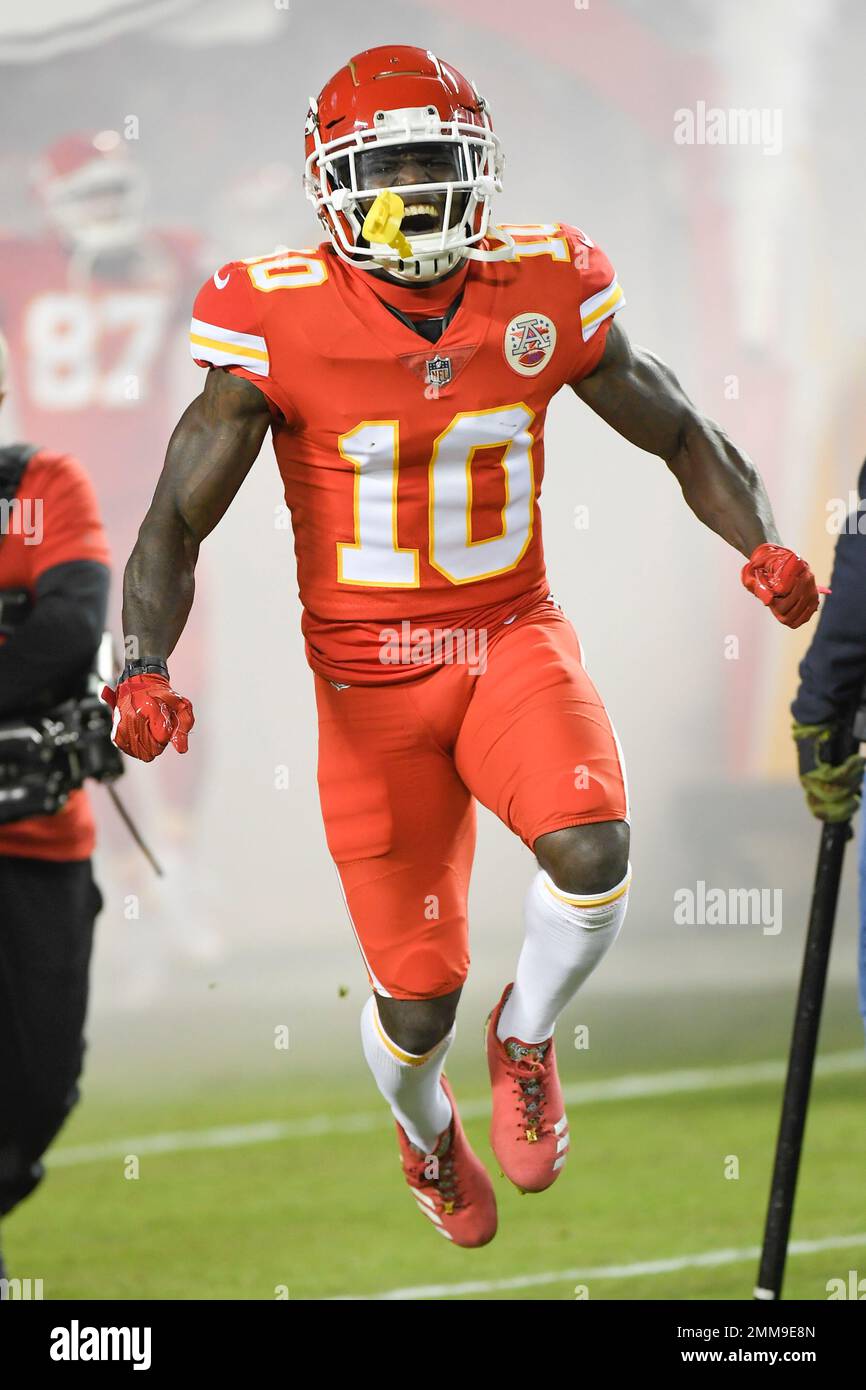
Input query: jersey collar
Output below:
<box><xmin>326</xmin><ymin>245</ymin><xmax>498</xmax><ymax>381</ymax></box>
<box><xmin>362</xmin><ymin>260</ymin><xmax>470</xmax><ymax>318</ymax></box>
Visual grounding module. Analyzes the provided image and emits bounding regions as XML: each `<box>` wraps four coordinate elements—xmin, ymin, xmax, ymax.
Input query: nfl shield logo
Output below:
<box><xmin>425</xmin><ymin>355</ymin><xmax>452</xmax><ymax>388</ymax></box>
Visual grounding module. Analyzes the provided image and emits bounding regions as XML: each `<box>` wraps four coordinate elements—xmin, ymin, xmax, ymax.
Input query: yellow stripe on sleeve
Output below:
<box><xmin>581</xmin><ymin>283</ymin><xmax>624</xmax><ymax>331</ymax></box>
<box><xmin>189</xmin><ymin>332</ymin><xmax>269</xmax><ymax>363</ymax></box>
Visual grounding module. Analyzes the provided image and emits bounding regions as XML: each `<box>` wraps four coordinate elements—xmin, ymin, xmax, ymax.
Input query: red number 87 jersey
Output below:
<box><xmin>189</xmin><ymin>223</ymin><xmax>625</xmax><ymax>684</ymax></box>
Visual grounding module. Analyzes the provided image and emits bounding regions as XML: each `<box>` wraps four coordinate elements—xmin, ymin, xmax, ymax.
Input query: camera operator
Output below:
<box><xmin>792</xmin><ymin>457</ymin><xmax>866</xmax><ymax>1041</ymax></box>
<box><xmin>0</xmin><ymin>328</ymin><xmax>110</xmax><ymax>1286</ymax></box>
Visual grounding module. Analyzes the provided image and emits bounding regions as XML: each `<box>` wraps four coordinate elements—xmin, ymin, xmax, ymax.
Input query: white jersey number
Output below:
<box><xmin>337</xmin><ymin>404</ymin><xmax>536</xmax><ymax>588</ymax></box>
<box><xmin>24</xmin><ymin>291</ymin><xmax>170</xmax><ymax>410</ymax></box>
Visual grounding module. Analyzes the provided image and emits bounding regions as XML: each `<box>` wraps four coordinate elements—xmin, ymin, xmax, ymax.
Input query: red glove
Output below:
<box><xmin>102</xmin><ymin>673</ymin><xmax>195</xmax><ymax>762</ymax></box>
<box><xmin>740</xmin><ymin>543</ymin><xmax>820</xmax><ymax>629</ymax></box>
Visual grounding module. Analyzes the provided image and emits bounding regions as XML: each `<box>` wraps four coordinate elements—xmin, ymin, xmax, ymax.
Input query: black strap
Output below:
<box><xmin>119</xmin><ymin>659</ymin><xmax>169</xmax><ymax>684</ymax></box>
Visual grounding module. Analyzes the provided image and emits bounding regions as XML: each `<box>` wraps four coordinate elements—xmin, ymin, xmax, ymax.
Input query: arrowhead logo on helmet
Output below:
<box><xmin>303</xmin><ymin>45</ymin><xmax>514</xmax><ymax>282</ymax></box>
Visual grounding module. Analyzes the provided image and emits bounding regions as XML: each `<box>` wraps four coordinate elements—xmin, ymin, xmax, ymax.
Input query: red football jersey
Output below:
<box><xmin>0</xmin><ymin>230</ymin><xmax>199</xmax><ymax>575</ymax></box>
<box><xmin>0</xmin><ymin>450</ymin><xmax>111</xmax><ymax>861</ymax></box>
<box><xmin>189</xmin><ymin>223</ymin><xmax>625</xmax><ymax>683</ymax></box>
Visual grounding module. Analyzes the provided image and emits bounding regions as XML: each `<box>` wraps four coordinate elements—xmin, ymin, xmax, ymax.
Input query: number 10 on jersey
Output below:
<box><xmin>336</xmin><ymin>403</ymin><xmax>537</xmax><ymax>588</ymax></box>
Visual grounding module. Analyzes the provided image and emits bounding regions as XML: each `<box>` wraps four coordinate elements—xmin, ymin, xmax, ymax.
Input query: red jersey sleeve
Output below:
<box><xmin>27</xmin><ymin>452</ymin><xmax>111</xmax><ymax>584</ymax></box>
<box><xmin>189</xmin><ymin>262</ymin><xmax>296</xmax><ymax>422</ymax></box>
<box><xmin>558</xmin><ymin>225</ymin><xmax>625</xmax><ymax>384</ymax></box>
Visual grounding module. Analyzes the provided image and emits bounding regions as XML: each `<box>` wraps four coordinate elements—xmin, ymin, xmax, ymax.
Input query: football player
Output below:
<box><xmin>0</xmin><ymin>130</ymin><xmax>200</xmax><ymax>636</ymax></box>
<box><xmin>108</xmin><ymin>47</ymin><xmax>820</xmax><ymax>1248</ymax></box>
<box><xmin>0</xmin><ymin>131</ymin><xmax>221</xmax><ymax>971</ymax></box>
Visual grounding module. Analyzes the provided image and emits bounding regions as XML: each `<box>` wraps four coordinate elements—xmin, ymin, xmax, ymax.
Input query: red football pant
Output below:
<box><xmin>314</xmin><ymin>596</ymin><xmax>628</xmax><ymax>1000</ymax></box>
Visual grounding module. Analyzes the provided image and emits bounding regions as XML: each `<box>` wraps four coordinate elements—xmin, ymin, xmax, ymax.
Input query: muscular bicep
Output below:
<box><xmin>146</xmin><ymin>367</ymin><xmax>272</xmax><ymax>546</ymax></box>
<box><xmin>572</xmin><ymin>318</ymin><xmax>697</xmax><ymax>460</ymax></box>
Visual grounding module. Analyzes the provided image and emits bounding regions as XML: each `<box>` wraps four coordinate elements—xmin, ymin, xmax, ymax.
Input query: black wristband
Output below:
<box><xmin>119</xmin><ymin>659</ymin><xmax>169</xmax><ymax>685</ymax></box>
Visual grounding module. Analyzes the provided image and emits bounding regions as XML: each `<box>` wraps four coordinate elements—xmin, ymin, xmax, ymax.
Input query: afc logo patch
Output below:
<box><xmin>504</xmin><ymin>311</ymin><xmax>557</xmax><ymax>376</ymax></box>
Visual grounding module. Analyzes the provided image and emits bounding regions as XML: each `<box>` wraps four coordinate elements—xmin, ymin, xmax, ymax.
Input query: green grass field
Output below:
<box><xmin>5</xmin><ymin>987</ymin><xmax>865</xmax><ymax>1301</ymax></box>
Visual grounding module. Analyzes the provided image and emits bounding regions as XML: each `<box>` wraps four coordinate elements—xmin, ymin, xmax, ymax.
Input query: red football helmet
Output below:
<box><xmin>31</xmin><ymin>130</ymin><xmax>146</xmax><ymax>254</ymax></box>
<box><xmin>304</xmin><ymin>46</ymin><xmax>510</xmax><ymax>281</ymax></box>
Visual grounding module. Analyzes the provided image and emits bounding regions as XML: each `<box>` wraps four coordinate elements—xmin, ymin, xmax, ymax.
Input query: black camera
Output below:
<box><xmin>0</xmin><ymin>691</ymin><xmax>123</xmax><ymax>825</ymax></box>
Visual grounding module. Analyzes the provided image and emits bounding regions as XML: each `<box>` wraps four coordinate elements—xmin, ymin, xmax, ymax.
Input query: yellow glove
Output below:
<box><xmin>792</xmin><ymin>720</ymin><xmax>865</xmax><ymax>823</ymax></box>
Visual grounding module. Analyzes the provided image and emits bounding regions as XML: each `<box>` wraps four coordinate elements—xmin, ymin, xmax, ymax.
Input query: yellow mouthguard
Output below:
<box><xmin>362</xmin><ymin>190</ymin><xmax>413</xmax><ymax>259</ymax></box>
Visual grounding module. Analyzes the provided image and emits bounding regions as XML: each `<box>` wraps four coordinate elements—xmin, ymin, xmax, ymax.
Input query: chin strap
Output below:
<box><xmin>465</xmin><ymin>225</ymin><xmax>517</xmax><ymax>261</ymax></box>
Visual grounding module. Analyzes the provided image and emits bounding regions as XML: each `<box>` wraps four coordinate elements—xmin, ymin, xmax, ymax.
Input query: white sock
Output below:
<box><xmin>360</xmin><ymin>995</ymin><xmax>454</xmax><ymax>1153</ymax></box>
<box><xmin>497</xmin><ymin>865</ymin><xmax>631</xmax><ymax>1045</ymax></box>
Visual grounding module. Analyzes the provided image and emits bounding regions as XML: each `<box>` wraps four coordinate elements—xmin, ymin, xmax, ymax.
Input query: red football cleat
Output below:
<box><xmin>395</xmin><ymin>1076</ymin><xmax>497</xmax><ymax>1247</ymax></box>
<box><xmin>485</xmin><ymin>984</ymin><xmax>569</xmax><ymax>1193</ymax></box>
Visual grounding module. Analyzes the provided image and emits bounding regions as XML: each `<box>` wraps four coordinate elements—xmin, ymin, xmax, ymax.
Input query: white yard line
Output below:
<box><xmin>342</xmin><ymin>1232</ymin><xmax>866</xmax><ymax>1301</ymax></box>
<box><xmin>48</xmin><ymin>1048</ymin><xmax>863</xmax><ymax>1169</ymax></box>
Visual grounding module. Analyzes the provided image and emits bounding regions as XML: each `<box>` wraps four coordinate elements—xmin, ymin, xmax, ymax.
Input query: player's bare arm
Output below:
<box><xmin>575</xmin><ymin>319</ymin><xmax>819</xmax><ymax>628</ymax></box>
<box><xmin>123</xmin><ymin>367</ymin><xmax>270</xmax><ymax>659</ymax></box>
<box><xmin>107</xmin><ymin>367</ymin><xmax>271</xmax><ymax>760</ymax></box>
<box><xmin>575</xmin><ymin>317</ymin><xmax>775</xmax><ymax>555</ymax></box>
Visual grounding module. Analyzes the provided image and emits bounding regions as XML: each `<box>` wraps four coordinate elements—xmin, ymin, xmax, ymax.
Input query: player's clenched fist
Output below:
<box><xmin>740</xmin><ymin>543</ymin><xmax>820</xmax><ymax>629</ymax></box>
<box><xmin>102</xmin><ymin>664</ymin><xmax>194</xmax><ymax>762</ymax></box>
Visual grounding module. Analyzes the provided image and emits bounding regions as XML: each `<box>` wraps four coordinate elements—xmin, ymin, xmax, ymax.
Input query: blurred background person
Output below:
<box><xmin>0</xmin><ymin>129</ymin><xmax>221</xmax><ymax>981</ymax></box>
<box><xmin>0</xmin><ymin>129</ymin><xmax>200</xmax><ymax>634</ymax></box>
<box><xmin>0</xmin><ymin>328</ymin><xmax>110</xmax><ymax>1286</ymax></box>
